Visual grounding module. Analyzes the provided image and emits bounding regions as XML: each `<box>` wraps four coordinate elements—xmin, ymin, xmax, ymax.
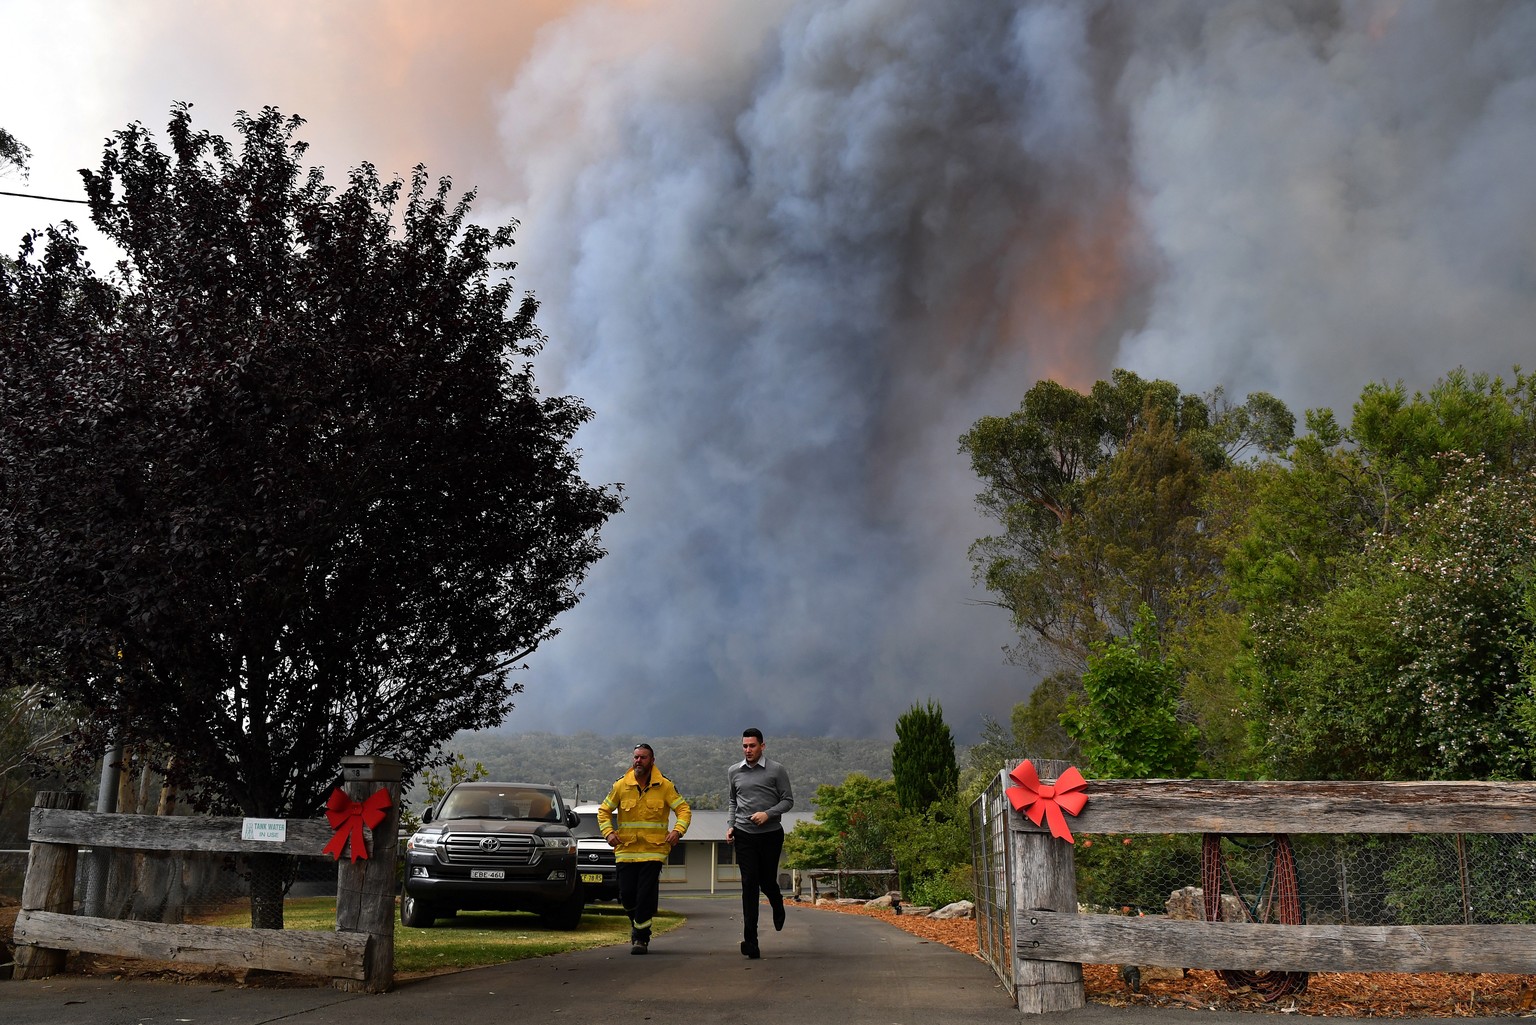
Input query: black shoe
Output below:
<box><xmin>740</xmin><ymin>940</ymin><xmax>761</xmax><ymax>959</ymax></box>
<box><xmin>772</xmin><ymin>902</ymin><xmax>785</xmax><ymax>931</ymax></box>
<box><xmin>631</xmin><ymin>940</ymin><xmax>648</xmax><ymax>955</ymax></box>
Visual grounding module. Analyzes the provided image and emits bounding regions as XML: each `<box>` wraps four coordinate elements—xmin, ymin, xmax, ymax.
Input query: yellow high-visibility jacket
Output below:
<box><xmin>597</xmin><ymin>769</ymin><xmax>691</xmax><ymax>863</ymax></box>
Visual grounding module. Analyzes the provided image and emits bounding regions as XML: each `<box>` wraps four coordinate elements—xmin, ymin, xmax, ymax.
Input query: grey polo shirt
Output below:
<box><xmin>727</xmin><ymin>757</ymin><xmax>794</xmax><ymax>834</ymax></box>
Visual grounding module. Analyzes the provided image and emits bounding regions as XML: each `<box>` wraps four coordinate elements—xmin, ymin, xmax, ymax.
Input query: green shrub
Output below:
<box><xmin>904</xmin><ymin>865</ymin><xmax>972</xmax><ymax>908</ymax></box>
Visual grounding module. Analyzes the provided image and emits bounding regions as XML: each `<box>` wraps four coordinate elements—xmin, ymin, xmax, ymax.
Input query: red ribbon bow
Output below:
<box><xmin>323</xmin><ymin>787</ymin><xmax>392</xmax><ymax>862</ymax></box>
<box><xmin>1006</xmin><ymin>760</ymin><xmax>1089</xmax><ymax>844</ymax></box>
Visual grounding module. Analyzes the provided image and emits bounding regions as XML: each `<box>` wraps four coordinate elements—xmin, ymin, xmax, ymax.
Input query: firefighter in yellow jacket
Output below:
<box><xmin>598</xmin><ymin>743</ymin><xmax>691</xmax><ymax>954</ymax></box>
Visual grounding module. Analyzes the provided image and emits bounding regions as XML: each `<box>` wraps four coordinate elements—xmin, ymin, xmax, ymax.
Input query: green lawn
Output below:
<box><xmin>206</xmin><ymin>898</ymin><xmax>683</xmax><ymax>975</ymax></box>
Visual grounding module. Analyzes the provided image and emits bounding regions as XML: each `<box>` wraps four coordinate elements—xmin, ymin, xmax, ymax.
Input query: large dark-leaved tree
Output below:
<box><xmin>0</xmin><ymin>106</ymin><xmax>622</xmax><ymax>861</ymax></box>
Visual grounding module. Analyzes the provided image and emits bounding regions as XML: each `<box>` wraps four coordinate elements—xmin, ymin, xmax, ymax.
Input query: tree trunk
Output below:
<box><xmin>248</xmin><ymin>852</ymin><xmax>290</xmax><ymax>930</ymax></box>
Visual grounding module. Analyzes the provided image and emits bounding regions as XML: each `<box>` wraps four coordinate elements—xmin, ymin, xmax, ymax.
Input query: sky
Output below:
<box><xmin>3</xmin><ymin>1</ymin><xmax>1535</xmax><ymax>742</ymax></box>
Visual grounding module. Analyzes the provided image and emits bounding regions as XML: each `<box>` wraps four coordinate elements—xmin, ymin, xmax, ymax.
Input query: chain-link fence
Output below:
<box><xmin>2</xmin><ymin>846</ymin><xmax>336</xmax><ymax>925</ymax></box>
<box><xmin>1075</xmin><ymin>831</ymin><xmax>1536</xmax><ymax>926</ymax></box>
<box><xmin>1</xmin><ymin>850</ymin><xmax>26</xmax><ymax>903</ymax></box>
<box><xmin>4</xmin><ymin>844</ymin><xmax>286</xmax><ymax>978</ymax></box>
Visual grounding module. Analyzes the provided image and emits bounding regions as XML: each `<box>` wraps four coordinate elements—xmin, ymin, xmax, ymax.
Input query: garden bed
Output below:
<box><xmin>803</xmin><ymin>899</ymin><xmax>1536</xmax><ymax>1018</ymax></box>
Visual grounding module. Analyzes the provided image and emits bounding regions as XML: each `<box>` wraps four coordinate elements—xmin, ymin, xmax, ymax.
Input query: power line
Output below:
<box><xmin>0</xmin><ymin>189</ymin><xmax>89</xmax><ymax>205</ymax></box>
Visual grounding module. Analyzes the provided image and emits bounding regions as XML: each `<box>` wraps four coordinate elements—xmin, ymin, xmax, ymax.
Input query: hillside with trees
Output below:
<box><xmin>444</xmin><ymin>731</ymin><xmax>895</xmax><ymax>808</ymax></box>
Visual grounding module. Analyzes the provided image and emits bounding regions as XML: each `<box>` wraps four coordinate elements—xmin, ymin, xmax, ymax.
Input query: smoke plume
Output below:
<box><xmin>4</xmin><ymin>1</ymin><xmax>1533</xmax><ymax>739</ymax></box>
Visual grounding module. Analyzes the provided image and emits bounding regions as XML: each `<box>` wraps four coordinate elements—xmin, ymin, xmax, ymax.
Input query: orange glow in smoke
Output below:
<box><xmin>1366</xmin><ymin>1</ymin><xmax>1402</xmax><ymax>41</ymax></box>
<box><xmin>988</xmin><ymin>190</ymin><xmax>1143</xmax><ymax>392</ymax></box>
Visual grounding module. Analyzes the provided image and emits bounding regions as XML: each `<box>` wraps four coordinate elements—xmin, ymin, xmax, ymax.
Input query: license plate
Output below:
<box><xmin>580</xmin><ymin>873</ymin><xmax>604</xmax><ymax>884</ymax></box>
<box><xmin>470</xmin><ymin>869</ymin><xmax>505</xmax><ymax>880</ymax></box>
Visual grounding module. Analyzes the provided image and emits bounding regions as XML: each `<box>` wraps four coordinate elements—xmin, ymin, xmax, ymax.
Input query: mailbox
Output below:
<box><xmin>339</xmin><ymin>755</ymin><xmax>403</xmax><ymax>783</ymax></box>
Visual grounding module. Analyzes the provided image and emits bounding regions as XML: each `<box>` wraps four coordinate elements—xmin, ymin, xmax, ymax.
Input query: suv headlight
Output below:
<box><xmin>406</xmin><ymin>832</ymin><xmax>439</xmax><ymax>852</ymax></box>
<box><xmin>537</xmin><ymin>836</ymin><xmax>576</xmax><ymax>850</ymax></box>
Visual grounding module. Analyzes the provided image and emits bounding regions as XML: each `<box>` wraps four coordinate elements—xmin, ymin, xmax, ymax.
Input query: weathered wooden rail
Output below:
<box><xmin>804</xmin><ymin>867</ymin><xmax>899</xmax><ymax>902</ymax></box>
<box><xmin>12</xmin><ymin>755</ymin><xmax>401</xmax><ymax>992</ymax></box>
<box><xmin>979</xmin><ymin>775</ymin><xmax>1536</xmax><ymax>1014</ymax></box>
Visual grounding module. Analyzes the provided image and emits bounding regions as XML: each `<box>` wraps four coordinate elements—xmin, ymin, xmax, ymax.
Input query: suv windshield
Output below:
<box><xmin>570</xmin><ymin>813</ymin><xmax>604</xmax><ymax>839</ymax></box>
<box><xmin>439</xmin><ymin>787</ymin><xmax>560</xmax><ymax>822</ymax></box>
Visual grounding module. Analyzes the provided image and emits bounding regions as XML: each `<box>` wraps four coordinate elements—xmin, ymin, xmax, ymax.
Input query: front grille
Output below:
<box><xmin>441</xmin><ymin>832</ymin><xmax>538</xmax><ymax>867</ymax></box>
<box><xmin>580</xmin><ymin>848</ymin><xmax>616</xmax><ymax>868</ymax></box>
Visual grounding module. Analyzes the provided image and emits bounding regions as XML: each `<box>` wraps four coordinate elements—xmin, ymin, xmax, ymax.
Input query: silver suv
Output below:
<box><xmin>401</xmin><ymin>782</ymin><xmax>584</xmax><ymax>929</ymax></box>
<box><xmin>571</xmin><ymin>802</ymin><xmax>619</xmax><ymax>902</ymax></box>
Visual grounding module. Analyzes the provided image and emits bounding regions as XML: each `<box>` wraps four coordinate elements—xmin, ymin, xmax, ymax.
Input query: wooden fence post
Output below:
<box><xmin>331</xmin><ymin>755</ymin><xmax>401</xmax><ymax>994</ymax></box>
<box><xmin>13</xmin><ymin>791</ymin><xmax>84</xmax><ymax>979</ymax></box>
<box><xmin>1011</xmin><ymin>758</ymin><xmax>1085</xmax><ymax>1014</ymax></box>
<box><xmin>1013</xmin><ymin>830</ymin><xmax>1084</xmax><ymax>1012</ymax></box>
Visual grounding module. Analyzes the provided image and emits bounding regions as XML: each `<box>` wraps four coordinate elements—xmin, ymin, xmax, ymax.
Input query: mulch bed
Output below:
<box><xmin>802</xmin><ymin>900</ymin><xmax>1536</xmax><ymax>1018</ymax></box>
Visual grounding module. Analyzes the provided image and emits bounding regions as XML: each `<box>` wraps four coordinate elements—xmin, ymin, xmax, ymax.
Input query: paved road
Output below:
<box><xmin>0</xmin><ymin>897</ymin><xmax>1481</xmax><ymax>1025</ymax></box>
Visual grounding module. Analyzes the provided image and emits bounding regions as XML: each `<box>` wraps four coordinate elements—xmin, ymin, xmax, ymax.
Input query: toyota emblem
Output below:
<box><xmin>586</xmin><ymin>852</ymin><xmax>599</xmax><ymax>862</ymax></box>
<box><xmin>479</xmin><ymin>836</ymin><xmax>501</xmax><ymax>852</ymax></box>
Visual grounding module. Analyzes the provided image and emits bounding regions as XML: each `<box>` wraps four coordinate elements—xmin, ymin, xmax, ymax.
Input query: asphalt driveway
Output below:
<box><xmin>0</xmin><ymin>897</ymin><xmax>1439</xmax><ymax>1025</ymax></box>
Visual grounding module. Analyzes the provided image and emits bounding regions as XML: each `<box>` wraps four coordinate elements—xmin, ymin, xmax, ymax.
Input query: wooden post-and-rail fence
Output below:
<box><xmin>11</xmin><ymin>755</ymin><xmax>402</xmax><ymax>992</ymax></box>
<box><xmin>976</xmin><ymin>772</ymin><xmax>1536</xmax><ymax>1014</ymax></box>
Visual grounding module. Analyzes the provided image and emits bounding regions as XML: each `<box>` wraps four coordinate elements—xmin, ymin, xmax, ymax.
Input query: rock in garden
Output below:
<box><xmin>929</xmin><ymin>900</ymin><xmax>974</xmax><ymax>920</ymax></box>
<box><xmin>1165</xmin><ymin>885</ymin><xmax>1246</xmax><ymax>922</ymax></box>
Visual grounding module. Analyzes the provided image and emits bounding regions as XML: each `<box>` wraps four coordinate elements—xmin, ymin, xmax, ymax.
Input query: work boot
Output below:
<box><xmin>740</xmin><ymin>939</ymin><xmax>761</xmax><ymax>959</ymax></box>
<box><xmin>772</xmin><ymin>902</ymin><xmax>786</xmax><ymax>931</ymax></box>
<box><xmin>631</xmin><ymin>939</ymin><xmax>649</xmax><ymax>955</ymax></box>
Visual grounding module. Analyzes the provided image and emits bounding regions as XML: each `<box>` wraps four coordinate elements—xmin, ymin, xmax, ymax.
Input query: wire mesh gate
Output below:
<box><xmin>969</xmin><ymin>771</ymin><xmax>1014</xmax><ymax>998</ymax></box>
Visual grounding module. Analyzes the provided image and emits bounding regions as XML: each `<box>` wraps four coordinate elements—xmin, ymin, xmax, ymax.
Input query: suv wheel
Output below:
<box><xmin>539</xmin><ymin>887</ymin><xmax>585</xmax><ymax>930</ymax></box>
<box><xmin>401</xmin><ymin>891</ymin><xmax>437</xmax><ymax>928</ymax></box>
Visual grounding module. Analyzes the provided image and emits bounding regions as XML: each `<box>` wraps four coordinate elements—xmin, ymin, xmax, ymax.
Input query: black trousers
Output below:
<box><xmin>734</xmin><ymin>827</ymin><xmax>784</xmax><ymax>942</ymax></box>
<box><xmin>616</xmin><ymin>860</ymin><xmax>663</xmax><ymax>941</ymax></box>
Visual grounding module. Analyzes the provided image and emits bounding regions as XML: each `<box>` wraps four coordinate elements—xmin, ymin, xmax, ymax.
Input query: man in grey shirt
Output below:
<box><xmin>726</xmin><ymin>726</ymin><xmax>794</xmax><ymax>959</ymax></box>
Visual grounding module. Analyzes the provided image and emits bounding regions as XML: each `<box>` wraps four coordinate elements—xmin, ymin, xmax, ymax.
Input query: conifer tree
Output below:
<box><xmin>891</xmin><ymin>700</ymin><xmax>958</xmax><ymax>811</ymax></box>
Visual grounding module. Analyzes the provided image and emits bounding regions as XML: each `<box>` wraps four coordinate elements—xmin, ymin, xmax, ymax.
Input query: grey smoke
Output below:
<box><xmin>495</xmin><ymin>0</ymin><xmax>1536</xmax><ymax>740</ymax></box>
<box><xmin>1117</xmin><ymin>1</ymin><xmax>1536</xmax><ymax>401</ymax></box>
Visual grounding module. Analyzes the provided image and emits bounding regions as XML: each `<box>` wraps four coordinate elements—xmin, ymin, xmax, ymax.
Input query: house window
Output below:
<box><xmin>668</xmin><ymin>842</ymin><xmax>686</xmax><ymax>865</ymax></box>
<box><xmin>715</xmin><ymin>841</ymin><xmax>734</xmax><ymax>865</ymax></box>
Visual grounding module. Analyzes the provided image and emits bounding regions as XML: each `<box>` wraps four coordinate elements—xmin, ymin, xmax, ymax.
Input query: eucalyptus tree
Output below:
<box><xmin>0</xmin><ymin>127</ymin><xmax>29</xmax><ymax>178</ymax></box>
<box><xmin>961</xmin><ymin>370</ymin><xmax>1291</xmax><ymax>672</ymax></box>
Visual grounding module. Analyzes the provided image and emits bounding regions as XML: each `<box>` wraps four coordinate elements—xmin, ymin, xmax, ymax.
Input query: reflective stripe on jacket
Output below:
<box><xmin>597</xmin><ymin>769</ymin><xmax>691</xmax><ymax>863</ymax></box>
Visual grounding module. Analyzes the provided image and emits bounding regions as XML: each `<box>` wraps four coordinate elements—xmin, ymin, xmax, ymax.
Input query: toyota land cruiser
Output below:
<box><xmin>401</xmin><ymin>781</ymin><xmax>585</xmax><ymax>929</ymax></box>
